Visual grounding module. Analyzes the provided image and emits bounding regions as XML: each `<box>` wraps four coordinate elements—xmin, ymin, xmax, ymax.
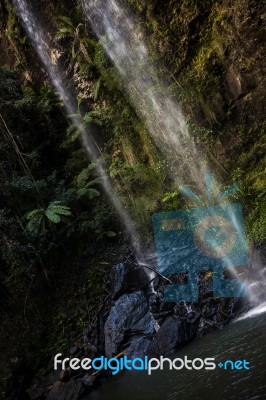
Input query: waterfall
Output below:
<box><xmin>12</xmin><ymin>0</ymin><xmax>140</xmax><ymax>250</ymax></box>
<box><xmin>82</xmin><ymin>0</ymin><xmax>211</xmax><ymax>194</ymax></box>
<box><xmin>82</xmin><ymin>0</ymin><xmax>252</xmax><ymax>297</ymax></box>
<box><xmin>236</xmin><ymin>247</ymin><xmax>266</xmax><ymax>320</ymax></box>
<box><xmin>13</xmin><ymin>0</ymin><xmax>263</xmax><ymax>308</ymax></box>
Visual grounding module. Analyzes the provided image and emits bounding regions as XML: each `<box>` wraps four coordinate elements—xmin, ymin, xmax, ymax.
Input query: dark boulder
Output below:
<box><xmin>147</xmin><ymin>316</ymin><xmax>197</xmax><ymax>356</ymax></box>
<box><xmin>110</xmin><ymin>263</ymin><xmax>154</xmax><ymax>299</ymax></box>
<box><xmin>105</xmin><ymin>291</ymin><xmax>159</xmax><ymax>357</ymax></box>
<box><xmin>46</xmin><ymin>380</ymin><xmax>84</xmax><ymax>400</ymax></box>
<box><xmin>125</xmin><ymin>336</ymin><xmax>151</xmax><ymax>358</ymax></box>
<box><xmin>81</xmin><ymin>373</ymin><xmax>96</xmax><ymax>388</ymax></box>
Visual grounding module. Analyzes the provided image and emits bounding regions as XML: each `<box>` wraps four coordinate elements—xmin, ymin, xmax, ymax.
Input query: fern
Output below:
<box><xmin>76</xmin><ymin>164</ymin><xmax>98</xmax><ymax>186</ymax></box>
<box><xmin>83</xmin><ymin>111</ymin><xmax>104</xmax><ymax>126</ymax></box>
<box><xmin>75</xmin><ymin>165</ymin><xmax>101</xmax><ymax>199</ymax></box>
<box><xmin>26</xmin><ymin>209</ymin><xmax>45</xmax><ymax>233</ymax></box>
<box><xmin>45</xmin><ymin>202</ymin><xmax>71</xmax><ymax>223</ymax></box>
<box><xmin>76</xmin><ymin>188</ymin><xmax>100</xmax><ymax>199</ymax></box>
<box><xmin>55</xmin><ymin>16</ymin><xmax>92</xmax><ymax>61</ymax></box>
<box><xmin>26</xmin><ymin>202</ymin><xmax>72</xmax><ymax>234</ymax></box>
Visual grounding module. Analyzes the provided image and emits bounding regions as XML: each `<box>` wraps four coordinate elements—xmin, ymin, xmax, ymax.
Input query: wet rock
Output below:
<box><xmin>110</xmin><ymin>263</ymin><xmax>154</xmax><ymax>299</ymax></box>
<box><xmin>225</xmin><ymin>66</ymin><xmax>255</xmax><ymax>101</ymax></box>
<box><xmin>81</xmin><ymin>373</ymin><xmax>96</xmax><ymax>389</ymax></box>
<box><xmin>225</xmin><ymin>67</ymin><xmax>243</xmax><ymax>100</ymax></box>
<box><xmin>105</xmin><ymin>291</ymin><xmax>159</xmax><ymax>357</ymax></box>
<box><xmin>46</xmin><ymin>380</ymin><xmax>84</xmax><ymax>400</ymax></box>
<box><xmin>147</xmin><ymin>316</ymin><xmax>197</xmax><ymax>356</ymax></box>
<box><xmin>187</xmin><ymin>311</ymin><xmax>201</xmax><ymax>324</ymax></box>
<box><xmin>125</xmin><ymin>336</ymin><xmax>151</xmax><ymax>358</ymax></box>
<box><xmin>45</xmin><ymin>369</ymin><xmax>62</xmax><ymax>385</ymax></box>
<box><xmin>110</xmin><ymin>263</ymin><xmax>127</xmax><ymax>299</ymax></box>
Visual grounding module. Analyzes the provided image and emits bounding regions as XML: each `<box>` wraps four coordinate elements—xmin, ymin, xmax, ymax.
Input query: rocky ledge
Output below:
<box><xmin>8</xmin><ymin>257</ymin><xmax>248</xmax><ymax>400</ymax></box>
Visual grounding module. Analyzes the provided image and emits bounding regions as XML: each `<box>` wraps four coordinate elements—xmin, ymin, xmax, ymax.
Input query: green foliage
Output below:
<box><xmin>83</xmin><ymin>110</ymin><xmax>105</xmax><ymax>126</ymax></box>
<box><xmin>87</xmin><ymin>202</ymin><xmax>117</xmax><ymax>240</ymax></box>
<box><xmin>1</xmin><ymin>1</ymin><xmax>265</xmax><ymax>389</ymax></box>
<box><xmin>232</xmin><ymin>128</ymin><xmax>266</xmax><ymax>243</ymax></box>
<box><xmin>55</xmin><ymin>15</ymin><xmax>93</xmax><ymax>62</ymax></box>
<box><xmin>38</xmin><ymin>86</ymin><xmax>63</xmax><ymax>111</ymax></box>
<box><xmin>26</xmin><ymin>201</ymin><xmax>72</xmax><ymax>235</ymax></box>
<box><xmin>73</xmin><ymin>164</ymin><xmax>101</xmax><ymax>200</ymax></box>
<box><xmin>162</xmin><ymin>191</ymin><xmax>179</xmax><ymax>202</ymax></box>
<box><xmin>93</xmin><ymin>78</ymin><xmax>102</xmax><ymax>101</ymax></box>
<box><xmin>50</xmin><ymin>310</ymin><xmax>87</xmax><ymax>353</ymax></box>
<box><xmin>0</xmin><ymin>67</ymin><xmax>22</xmax><ymax>100</ymax></box>
<box><xmin>64</xmin><ymin>124</ymin><xmax>81</xmax><ymax>146</ymax></box>
<box><xmin>248</xmin><ymin>195</ymin><xmax>266</xmax><ymax>242</ymax></box>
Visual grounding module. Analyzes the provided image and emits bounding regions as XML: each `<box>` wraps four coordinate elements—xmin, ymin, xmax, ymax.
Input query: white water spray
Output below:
<box><xmin>13</xmin><ymin>0</ymin><xmax>140</xmax><ymax>249</ymax></box>
<box><xmin>82</xmin><ymin>0</ymin><xmax>252</xmax><ymax>293</ymax></box>
<box><xmin>82</xmin><ymin>0</ymin><xmax>210</xmax><ymax>193</ymax></box>
<box><xmin>237</xmin><ymin>247</ymin><xmax>266</xmax><ymax>320</ymax></box>
<box><xmin>13</xmin><ymin>0</ymin><xmax>263</xmax><ymax>310</ymax></box>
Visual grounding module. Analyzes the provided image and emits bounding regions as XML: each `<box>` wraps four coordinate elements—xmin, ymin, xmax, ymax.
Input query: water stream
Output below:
<box><xmin>82</xmin><ymin>0</ymin><xmax>209</xmax><ymax>193</ymax></box>
<box><xmin>14</xmin><ymin>0</ymin><xmax>266</xmax><ymax>301</ymax></box>
<box><xmin>12</xmin><ymin>2</ymin><xmax>266</xmax><ymax>397</ymax></box>
<box><xmin>82</xmin><ymin>0</ymin><xmax>255</xmax><ymax>296</ymax></box>
<box><xmin>13</xmin><ymin>0</ymin><xmax>140</xmax><ymax>249</ymax></box>
<box><xmin>87</xmin><ymin>310</ymin><xmax>266</xmax><ymax>400</ymax></box>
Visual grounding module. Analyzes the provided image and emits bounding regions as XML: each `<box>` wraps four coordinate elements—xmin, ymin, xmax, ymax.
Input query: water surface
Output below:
<box><xmin>88</xmin><ymin>311</ymin><xmax>266</xmax><ymax>400</ymax></box>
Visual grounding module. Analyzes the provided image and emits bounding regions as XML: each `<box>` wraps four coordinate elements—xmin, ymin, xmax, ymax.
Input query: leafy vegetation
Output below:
<box><xmin>0</xmin><ymin>0</ymin><xmax>265</xmax><ymax>395</ymax></box>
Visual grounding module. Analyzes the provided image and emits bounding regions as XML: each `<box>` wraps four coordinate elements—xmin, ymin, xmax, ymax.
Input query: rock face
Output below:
<box><xmin>46</xmin><ymin>380</ymin><xmax>84</xmax><ymax>400</ymax></box>
<box><xmin>147</xmin><ymin>316</ymin><xmax>197</xmax><ymax>356</ymax></box>
<box><xmin>24</xmin><ymin>259</ymin><xmax>248</xmax><ymax>400</ymax></box>
<box><xmin>125</xmin><ymin>336</ymin><xmax>151</xmax><ymax>358</ymax></box>
<box><xmin>110</xmin><ymin>263</ymin><xmax>154</xmax><ymax>300</ymax></box>
<box><xmin>104</xmin><ymin>291</ymin><xmax>159</xmax><ymax>357</ymax></box>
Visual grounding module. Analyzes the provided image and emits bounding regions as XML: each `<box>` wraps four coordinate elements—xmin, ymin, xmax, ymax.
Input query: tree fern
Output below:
<box><xmin>26</xmin><ymin>201</ymin><xmax>72</xmax><ymax>234</ymax></box>
<box><xmin>83</xmin><ymin>111</ymin><xmax>104</xmax><ymax>126</ymax></box>
<box><xmin>75</xmin><ymin>165</ymin><xmax>101</xmax><ymax>199</ymax></box>
<box><xmin>26</xmin><ymin>209</ymin><xmax>45</xmax><ymax>234</ymax></box>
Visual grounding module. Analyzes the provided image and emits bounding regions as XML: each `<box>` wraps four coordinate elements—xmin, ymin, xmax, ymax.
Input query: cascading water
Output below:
<box><xmin>82</xmin><ymin>0</ymin><xmax>255</xmax><ymax>301</ymax></box>
<box><xmin>82</xmin><ymin>0</ymin><xmax>210</xmax><ymax>193</ymax></box>
<box><xmin>236</xmin><ymin>246</ymin><xmax>266</xmax><ymax>320</ymax></box>
<box><xmin>12</xmin><ymin>0</ymin><xmax>140</xmax><ymax>249</ymax></box>
<box><xmin>13</xmin><ymin>0</ymin><xmax>264</xmax><ymax>312</ymax></box>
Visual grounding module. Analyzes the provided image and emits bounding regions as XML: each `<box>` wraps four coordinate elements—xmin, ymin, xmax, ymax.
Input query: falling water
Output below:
<box><xmin>82</xmin><ymin>0</ymin><xmax>254</xmax><ymax>294</ymax></box>
<box><xmin>13</xmin><ymin>0</ymin><xmax>140</xmax><ymax>249</ymax></box>
<box><xmin>13</xmin><ymin>0</ymin><xmax>264</xmax><ymax>308</ymax></box>
<box><xmin>82</xmin><ymin>0</ymin><xmax>211</xmax><ymax>194</ymax></box>
<box><xmin>236</xmin><ymin>247</ymin><xmax>266</xmax><ymax>320</ymax></box>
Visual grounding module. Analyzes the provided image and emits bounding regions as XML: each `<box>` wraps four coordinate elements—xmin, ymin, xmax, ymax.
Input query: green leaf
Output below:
<box><xmin>86</xmin><ymin>178</ymin><xmax>101</xmax><ymax>187</ymax></box>
<box><xmin>66</xmin><ymin>125</ymin><xmax>80</xmax><ymax>142</ymax></box>
<box><xmin>162</xmin><ymin>191</ymin><xmax>178</xmax><ymax>203</ymax></box>
<box><xmin>56</xmin><ymin>16</ymin><xmax>76</xmax><ymax>31</ymax></box>
<box><xmin>26</xmin><ymin>210</ymin><xmax>45</xmax><ymax>233</ymax></box>
<box><xmin>26</xmin><ymin>209</ymin><xmax>44</xmax><ymax>220</ymax></box>
<box><xmin>47</xmin><ymin>202</ymin><xmax>72</xmax><ymax>216</ymax></box>
<box><xmin>76</xmin><ymin>188</ymin><xmax>100</xmax><ymax>199</ymax></box>
<box><xmin>93</xmin><ymin>78</ymin><xmax>101</xmax><ymax>101</ymax></box>
<box><xmin>83</xmin><ymin>111</ymin><xmax>104</xmax><ymax>126</ymax></box>
<box><xmin>105</xmin><ymin>231</ymin><xmax>117</xmax><ymax>237</ymax></box>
